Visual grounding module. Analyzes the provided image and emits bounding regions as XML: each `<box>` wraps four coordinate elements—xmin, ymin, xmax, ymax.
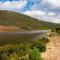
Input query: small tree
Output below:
<box><xmin>28</xmin><ymin>48</ymin><xmax>43</xmax><ymax>60</ymax></box>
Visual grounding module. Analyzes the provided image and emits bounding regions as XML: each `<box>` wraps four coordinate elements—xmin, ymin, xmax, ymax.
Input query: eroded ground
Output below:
<box><xmin>0</xmin><ymin>26</ymin><xmax>21</xmax><ymax>32</ymax></box>
<box><xmin>42</xmin><ymin>35</ymin><xmax>60</xmax><ymax>60</ymax></box>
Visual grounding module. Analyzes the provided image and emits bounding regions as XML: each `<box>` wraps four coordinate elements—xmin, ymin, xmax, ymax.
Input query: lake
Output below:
<box><xmin>0</xmin><ymin>30</ymin><xmax>49</xmax><ymax>44</ymax></box>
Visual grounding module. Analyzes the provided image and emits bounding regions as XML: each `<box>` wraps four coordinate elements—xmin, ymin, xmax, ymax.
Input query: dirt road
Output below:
<box><xmin>42</xmin><ymin>35</ymin><xmax>60</xmax><ymax>60</ymax></box>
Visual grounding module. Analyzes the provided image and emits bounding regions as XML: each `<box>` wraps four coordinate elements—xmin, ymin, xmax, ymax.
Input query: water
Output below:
<box><xmin>0</xmin><ymin>30</ymin><xmax>49</xmax><ymax>44</ymax></box>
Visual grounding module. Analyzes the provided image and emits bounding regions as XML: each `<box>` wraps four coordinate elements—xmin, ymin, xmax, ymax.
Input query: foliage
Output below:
<box><xmin>0</xmin><ymin>10</ymin><xmax>60</xmax><ymax>31</ymax></box>
<box><xmin>30</xmin><ymin>37</ymin><xmax>49</xmax><ymax>52</ymax></box>
<box><xmin>55</xmin><ymin>28</ymin><xmax>60</xmax><ymax>34</ymax></box>
<box><xmin>28</xmin><ymin>48</ymin><xmax>43</xmax><ymax>60</ymax></box>
<box><xmin>0</xmin><ymin>37</ymin><xmax>49</xmax><ymax>60</ymax></box>
<box><xmin>31</xmin><ymin>40</ymin><xmax>46</xmax><ymax>52</ymax></box>
<box><xmin>0</xmin><ymin>38</ymin><xmax>47</xmax><ymax>60</ymax></box>
<box><xmin>0</xmin><ymin>10</ymin><xmax>57</xmax><ymax>60</ymax></box>
<box><xmin>0</xmin><ymin>44</ymin><xmax>29</xmax><ymax>60</ymax></box>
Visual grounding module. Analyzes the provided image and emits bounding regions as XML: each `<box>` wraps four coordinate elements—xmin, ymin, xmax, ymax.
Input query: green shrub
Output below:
<box><xmin>30</xmin><ymin>37</ymin><xmax>49</xmax><ymax>52</ymax></box>
<box><xmin>31</xmin><ymin>40</ymin><xmax>46</xmax><ymax>52</ymax></box>
<box><xmin>9</xmin><ymin>52</ymin><xmax>18</xmax><ymax>60</ymax></box>
<box><xmin>0</xmin><ymin>37</ymin><xmax>48</xmax><ymax>60</ymax></box>
<box><xmin>0</xmin><ymin>53</ymin><xmax>9</xmax><ymax>60</ymax></box>
<box><xmin>15</xmin><ymin>44</ymin><xmax>29</xmax><ymax>57</ymax></box>
<box><xmin>28</xmin><ymin>48</ymin><xmax>43</xmax><ymax>60</ymax></box>
<box><xmin>38</xmin><ymin>37</ymin><xmax>49</xmax><ymax>44</ymax></box>
<box><xmin>0</xmin><ymin>44</ymin><xmax>29</xmax><ymax>60</ymax></box>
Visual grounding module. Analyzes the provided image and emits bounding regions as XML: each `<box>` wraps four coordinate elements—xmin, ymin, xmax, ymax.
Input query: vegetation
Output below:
<box><xmin>0</xmin><ymin>10</ymin><xmax>59</xmax><ymax>60</ymax></box>
<box><xmin>0</xmin><ymin>37</ymin><xmax>49</xmax><ymax>60</ymax></box>
<box><xmin>31</xmin><ymin>38</ymin><xmax>49</xmax><ymax>52</ymax></box>
<box><xmin>0</xmin><ymin>44</ymin><xmax>29</xmax><ymax>60</ymax></box>
<box><xmin>28</xmin><ymin>48</ymin><xmax>43</xmax><ymax>60</ymax></box>
<box><xmin>55</xmin><ymin>28</ymin><xmax>60</xmax><ymax>34</ymax></box>
<box><xmin>0</xmin><ymin>10</ymin><xmax>59</xmax><ymax>31</ymax></box>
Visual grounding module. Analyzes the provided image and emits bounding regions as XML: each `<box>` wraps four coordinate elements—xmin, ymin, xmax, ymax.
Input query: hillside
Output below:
<box><xmin>0</xmin><ymin>10</ymin><xmax>60</xmax><ymax>60</ymax></box>
<box><xmin>0</xmin><ymin>10</ymin><xmax>60</xmax><ymax>31</ymax></box>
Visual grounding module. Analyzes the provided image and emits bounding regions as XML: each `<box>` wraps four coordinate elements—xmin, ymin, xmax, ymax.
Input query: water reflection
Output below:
<box><xmin>0</xmin><ymin>30</ymin><xmax>49</xmax><ymax>44</ymax></box>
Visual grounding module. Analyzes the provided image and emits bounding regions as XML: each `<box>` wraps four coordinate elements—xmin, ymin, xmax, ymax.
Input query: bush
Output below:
<box><xmin>9</xmin><ymin>53</ymin><xmax>18</xmax><ymax>60</ymax></box>
<box><xmin>55</xmin><ymin>28</ymin><xmax>60</xmax><ymax>34</ymax></box>
<box><xmin>38</xmin><ymin>37</ymin><xmax>49</xmax><ymax>44</ymax></box>
<box><xmin>28</xmin><ymin>48</ymin><xmax>43</xmax><ymax>60</ymax></box>
<box><xmin>0</xmin><ymin>37</ymin><xmax>48</xmax><ymax>60</ymax></box>
<box><xmin>0</xmin><ymin>44</ymin><xmax>29</xmax><ymax>60</ymax></box>
<box><xmin>18</xmin><ymin>55</ymin><xmax>29</xmax><ymax>60</ymax></box>
<box><xmin>0</xmin><ymin>53</ymin><xmax>9</xmax><ymax>60</ymax></box>
<box><xmin>15</xmin><ymin>44</ymin><xmax>29</xmax><ymax>57</ymax></box>
<box><xmin>30</xmin><ymin>37</ymin><xmax>49</xmax><ymax>52</ymax></box>
<box><xmin>31</xmin><ymin>40</ymin><xmax>46</xmax><ymax>52</ymax></box>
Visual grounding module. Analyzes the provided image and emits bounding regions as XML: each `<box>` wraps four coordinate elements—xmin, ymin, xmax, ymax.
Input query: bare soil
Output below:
<box><xmin>0</xmin><ymin>26</ymin><xmax>21</xmax><ymax>32</ymax></box>
<box><xmin>42</xmin><ymin>35</ymin><xmax>60</xmax><ymax>60</ymax></box>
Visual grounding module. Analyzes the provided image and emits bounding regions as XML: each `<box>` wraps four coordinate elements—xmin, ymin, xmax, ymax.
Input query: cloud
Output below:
<box><xmin>43</xmin><ymin>0</ymin><xmax>60</xmax><ymax>8</ymax></box>
<box><xmin>0</xmin><ymin>0</ymin><xmax>27</xmax><ymax>10</ymax></box>
<box><xmin>24</xmin><ymin>10</ymin><xmax>46</xmax><ymax>16</ymax></box>
<box><xmin>48</xmin><ymin>12</ymin><xmax>55</xmax><ymax>16</ymax></box>
<box><xmin>0</xmin><ymin>0</ymin><xmax>60</xmax><ymax>23</ymax></box>
<box><xmin>24</xmin><ymin>10</ymin><xmax>60</xmax><ymax>23</ymax></box>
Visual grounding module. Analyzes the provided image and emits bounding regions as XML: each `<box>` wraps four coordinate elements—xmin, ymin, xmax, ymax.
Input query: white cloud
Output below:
<box><xmin>0</xmin><ymin>0</ymin><xmax>60</xmax><ymax>23</ymax></box>
<box><xmin>0</xmin><ymin>0</ymin><xmax>27</xmax><ymax>10</ymax></box>
<box><xmin>52</xmin><ymin>19</ymin><xmax>60</xmax><ymax>23</ymax></box>
<box><xmin>24</xmin><ymin>10</ymin><xmax>46</xmax><ymax>16</ymax></box>
<box><xmin>24</xmin><ymin>10</ymin><xmax>60</xmax><ymax>23</ymax></box>
<box><xmin>48</xmin><ymin>12</ymin><xmax>55</xmax><ymax>16</ymax></box>
<box><xmin>43</xmin><ymin>16</ymin><xmax>60</xmax><ymax>23</ymax></box>
<box><xmin>44</xmin><ymin>0</ymin><xmax>60</xmax><ymax>8</ymax></box>
<box><xmin>24</xmin><ymin>10</ymin><xmax>47</xmax><ymax>21</ymax></box>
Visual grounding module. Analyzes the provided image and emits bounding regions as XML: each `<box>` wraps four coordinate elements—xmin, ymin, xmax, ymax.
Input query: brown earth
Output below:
<box><xmin>42</xmin><ymin>34</ymin><xmax>60</xmax><ymax>60</ymax></box>
<box><xmin>0</xmin><ymin>26</ymin><xmax>21</xmax><ymax>32</ymax></box>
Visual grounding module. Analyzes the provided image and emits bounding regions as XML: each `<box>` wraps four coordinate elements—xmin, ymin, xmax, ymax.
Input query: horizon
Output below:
<box><xmin>0</xmin><ymin>0</ymin><xmax>60</xmax><ymax>23</ymax></box>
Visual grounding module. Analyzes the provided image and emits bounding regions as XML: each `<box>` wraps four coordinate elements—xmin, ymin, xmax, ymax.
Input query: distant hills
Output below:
<box><xmin>0</xmin><ymin>10</ymin><xmax>60</xmax><ymax>31</ymax></box>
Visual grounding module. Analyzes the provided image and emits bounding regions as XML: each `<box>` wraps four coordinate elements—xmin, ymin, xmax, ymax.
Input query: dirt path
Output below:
<box><xmin>42</xmin><ymin>35</ymin><xmax>60</xmax><ymax>60</ymax></box>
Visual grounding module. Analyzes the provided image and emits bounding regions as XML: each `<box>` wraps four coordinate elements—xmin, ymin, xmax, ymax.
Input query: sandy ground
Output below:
<box><xmin>42</xmin><ymin>35</ymin><xmax>60</xmax><ymax>60</ymax></box>
<box><xmin>0</xmin><ymin>26</ymin><xmax>21</xmax><ymax>32</ymax></box>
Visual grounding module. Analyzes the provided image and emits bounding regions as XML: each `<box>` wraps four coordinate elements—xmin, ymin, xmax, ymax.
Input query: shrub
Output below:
<box><xmin>28</xmin><ymin>48</ymin><xmax>43</xmax><ymax>60</ymax></box>
<box><xmin>30</xmin><ymin>37</ymin><xmax>49</xmax><ymax>52</ymax></box>
<box><xmin>15</xmin><ymin>44</ymin><xmax>29</xmax><ymax>57</ymax></box>
<box><xmin>0</xmin><ymin>53</ymin><xmax>9</xmax><ymax>60</ymax></box>
<box><xmin>9</xmin><ymin>53</ymin><xmax>18</xmax><ymax>60</ymax></box>
<box><xmin>55</xmin><ymin>28</ymin><xmax>60</xmax><ymax>34</ymax></box>
<box><xmin>38</xmin><ymin>37</ymin><xmax>49</xmax><ymax>44</ymax></box>
<box><xmin>31</xmin><ymin>40</ymin><xmax>46</xmax><ymax>52</ymax></box>
<box><xmin>0</xmin><ymin>44</ymin><xmax>29</xmax><ymax>60</ymax></box>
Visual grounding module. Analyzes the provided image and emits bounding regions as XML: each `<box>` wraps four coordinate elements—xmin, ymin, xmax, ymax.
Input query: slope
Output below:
<box><xmin>0</xmin><ymin>10</ymin><xmax>59</xmax><ymax>31</ymax></box>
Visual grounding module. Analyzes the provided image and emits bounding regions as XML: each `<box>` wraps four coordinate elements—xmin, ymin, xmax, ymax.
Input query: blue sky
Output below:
<box><xmin>0</xmin><ymin>0</ymin><xmax>60</xmax><ymax>23</ymax></box>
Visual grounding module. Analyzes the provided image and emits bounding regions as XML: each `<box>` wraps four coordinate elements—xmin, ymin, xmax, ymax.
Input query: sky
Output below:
<box><xmin>0</xmin><ymin>0</ymin><xmax>60</xmax><ymax>23</ymax></box>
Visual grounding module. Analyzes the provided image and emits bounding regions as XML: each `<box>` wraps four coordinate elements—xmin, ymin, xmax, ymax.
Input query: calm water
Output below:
<box><xmin>0</xmin><ymin>30</ymin><xmax>49</xmax><ymax>44</ymax></box>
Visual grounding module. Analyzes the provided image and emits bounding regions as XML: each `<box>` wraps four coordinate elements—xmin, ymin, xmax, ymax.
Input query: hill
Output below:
<box><xmin>0</xmin><ymin>10</ymin><xmax>60</xmax><ymax>60</ymax></box>
<box><xmin>0</xmin><ymin>10</ymin><xmax>60</xmax><ymax>32</ymax></box>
